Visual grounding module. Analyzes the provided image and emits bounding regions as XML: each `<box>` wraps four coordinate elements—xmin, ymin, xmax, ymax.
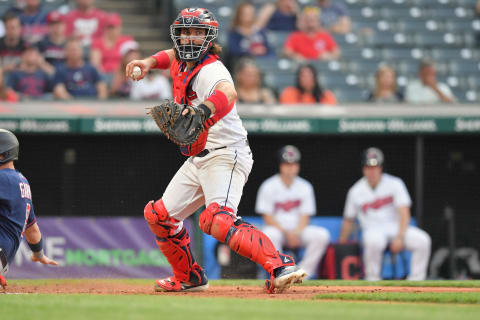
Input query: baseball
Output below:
<box><xmin>131</xmin><ymin>66</ymin><xmax>142</xmax><ymax>79</ymax></box>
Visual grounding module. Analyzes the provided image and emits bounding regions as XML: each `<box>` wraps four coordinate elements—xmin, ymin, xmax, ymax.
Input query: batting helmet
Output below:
<box><xmin>0</xmin><ymin>129</ymin><xmax>19</xmax><ymax>164</ymax></box>
<box><xmin>170</xmin><ymin>8</ymin><xmax>219</xmax><ymax>62</ymax></box>
<box><xmin>278</xmin><ymin>145</ymin><xmax>301</xmax><ymax>163</ymax></box>
<box><xmin>361</xmin><ymin>147</ymin><xmax>384</xmax><ymax>167</ymax></box>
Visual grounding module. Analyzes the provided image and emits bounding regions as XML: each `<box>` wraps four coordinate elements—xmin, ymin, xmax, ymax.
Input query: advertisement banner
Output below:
<box><xmin>8</xmin><ymin>217</ymin><xmax>193</xmax><ymax>279</ymax></box>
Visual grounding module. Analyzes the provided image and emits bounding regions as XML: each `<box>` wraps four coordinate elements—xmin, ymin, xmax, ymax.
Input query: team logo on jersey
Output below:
<box><xmin>361</xmin><ymin>196</ymin><xmax>394</xmax><ymax>213</ymax></box>
<box><xmin>274</xmin><ymin>200</ymin><xmax>301</xmax><ymax>213</ymax></box>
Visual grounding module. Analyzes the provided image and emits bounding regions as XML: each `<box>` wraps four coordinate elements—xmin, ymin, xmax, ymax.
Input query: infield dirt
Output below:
<box><xmin>5</xmin><ymin>281</ymin><xmax>480</xmax><ymax>300</ymax></box>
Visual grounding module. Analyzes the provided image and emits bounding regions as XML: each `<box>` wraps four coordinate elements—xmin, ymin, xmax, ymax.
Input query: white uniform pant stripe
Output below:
<box><xmin>223</xmin><ymin>150</ymin><xmax>238</xmax><ymax>208</ymax></box>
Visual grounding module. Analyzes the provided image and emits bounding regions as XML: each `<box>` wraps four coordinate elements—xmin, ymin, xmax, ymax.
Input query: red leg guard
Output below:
<box><xmin>155</xmin><ymin>227</ymin><xmax>204</xmax><ymax>284</ymax></box>
<box><xmin>144</xmin><ymin>198</ymin><xmax>178</xmax><ymax>238</ymax></box>
<box><xmin>144</xmin><ymin>199</ymin><xmax>168</xmax><ymax>224</ymax></box>
<box><xmin>144</xmin><ymin>199</ymin><xmax>204</xmax><ymax>285</ymax></box>
<box><xmin>199</xmin><ymin>202</ymin><xmax>295</xmax><ymax>275</ymax></box>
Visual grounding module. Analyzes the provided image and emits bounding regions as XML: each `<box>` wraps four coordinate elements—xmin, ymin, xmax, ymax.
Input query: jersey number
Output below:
<box><xmin>21</xmin><ymin>203</ymin><xmax>31</xmax><ymax>238</ymax></box>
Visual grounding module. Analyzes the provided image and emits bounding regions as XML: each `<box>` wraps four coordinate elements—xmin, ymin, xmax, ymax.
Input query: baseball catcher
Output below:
<box><xmin>126</xmin><ymin>7</ymin><xmax>307</xmax><ymax>294</ymax></box>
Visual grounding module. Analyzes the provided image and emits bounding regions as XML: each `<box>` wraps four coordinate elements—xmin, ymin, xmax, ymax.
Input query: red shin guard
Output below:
<box><xmin>199</xmin><ymin>202</ymin><xmax>294</xmax><ymax>275</ymax></box>
<box><xmin>155</xmin><ymin>227</ymin><xmax>203</xmax><ymax>284</ymax></box>
<box><xmin>143</xmin><ymin>199</ymin><xmax>203</xmax><ymax>284</ymax></box>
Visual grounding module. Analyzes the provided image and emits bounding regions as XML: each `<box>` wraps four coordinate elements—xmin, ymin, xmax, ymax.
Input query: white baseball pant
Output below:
<box><xmin>263</xmin><ymin>225</ymin><xmax>330</xmax><ymax>278</ymax></box>
<box><xmin>362</xmin><ymin>225</ymin><xmax>431</xmax><ymax>281</ymax></box>
<box><xmin>161</xmin><ymin>143</ymin><xmax>253</xmax><ymax>230</ymax></box>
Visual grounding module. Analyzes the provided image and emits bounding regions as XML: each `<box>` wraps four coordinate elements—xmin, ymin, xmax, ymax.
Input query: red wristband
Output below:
<box><xmin>206</xmin><ymin>90</ymin><xmax>231</xmax><ymax>119</ymax></box>
<box><xmin>151</xmin><ymin>51</ymin><xmax>170</xmax><ymax>69</ymax></box>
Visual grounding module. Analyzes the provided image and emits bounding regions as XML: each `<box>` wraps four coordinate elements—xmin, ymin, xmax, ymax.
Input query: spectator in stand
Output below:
<box><xmin>6</xmin><ymin>46</ymin><xmax>52</xmax><ymax>100</ymax></box>
<box><xmin>64</xmin><ymin>0</ymin><xmax>109</xmax><ymax>47</ymax></box>
<box><xmin>53</xmin><ymin>39</ymin><xmax>107</xmax><ymax>100</ymax></box>
<box><xmin>367</xmin><ymin>64</ymin><xmax>404</xmax><ymax>103</ymax></box>
<box><xmin>283</xmin><ymin>7</ymin><xmax>340</xmax><ymax>61</ymax></box>
<box><xmin>90</xmin><ymin>13</ymin><xmax>137</xmax><ymax>86</ymax></box>
<box><xmin>234</xmin><ymin>58</ymin><xmax>276</xmax><ymax>104</ymax></box>
<box><xmin>0</xmin><ymin>67</ymin><xmax>18</xmax><ymax>102</ymax></box>
<box><xmin>228</xmin><ymin>2</ymin><xmax>273</xmax><ymax>62</ymax></box>
<box><xmin>17</xmin><ymin>0</ymin><xmax>49</xmax><ymax>44</ymax></box>
<box><xmin>256</xmin><ymin>0</ymin><xmax>298</xmax><ymax>31</ymax></box>
<box><xmin>316</xmin><ymin>0</ymin><xmax>351</xmax><ymax>35</ymax></box>
<box><xmin>0</xmin><ymin>12</ymin><xmax>27</xmax><ymax>73</ymax></box>
<box><xmin>280</xmin><ymin>63</ymin><xmax>336</xmax><ymax>105</ymax></box>
<box><xmin>130</xmin><ymin>69</ymin><xmax>172</xmax><ymax>101</ymax></box>
<box><xmin>114</xmin><ymin>47</ymin><xmax>171</xmax><ymax>100</ymax></box>
<box><xmin>118</xmin><ymin>48</ymin><xmax>170</xmax><ymax>101</ymax></box>
<box><xmin>111</xmin><ymin>48</ymin><xmax>140</xmax><ymax>98</ymax></box>
<box><xmin>37</xmin><ymin>11</ymin><xmax>66</xmax><ymax>68</ymax></box>
<box><xmin>405</xmin><ymin>59</ymin><xmax>455</xmax><ymax>104</ymax></box>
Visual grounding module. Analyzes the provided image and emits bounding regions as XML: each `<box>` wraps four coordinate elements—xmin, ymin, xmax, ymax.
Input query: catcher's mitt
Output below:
<box><xmin>148</xmin><ymin>100</ymin><xmax>211</xmax><ymax>146</ymax></box>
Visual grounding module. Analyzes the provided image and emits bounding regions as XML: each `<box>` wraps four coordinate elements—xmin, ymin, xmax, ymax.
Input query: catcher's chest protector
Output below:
<box><xmin>170</xmin><ymin>54</ymin><xmax>219</xmax><ymax>105</ymax></box>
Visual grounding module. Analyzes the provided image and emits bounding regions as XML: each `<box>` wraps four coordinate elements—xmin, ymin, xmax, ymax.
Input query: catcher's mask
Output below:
<box><xmin>170</xmin><ymin>7</ymin><xmax>219</xmax><ymax>62</ymax></box>
<box><xmin>0</xmin><ymin>129</ymin><xmax>19</xmax><ymax>164</ymax></box>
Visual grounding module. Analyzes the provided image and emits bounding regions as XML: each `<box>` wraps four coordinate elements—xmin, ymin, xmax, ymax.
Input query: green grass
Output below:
<box><xmin>2</xmin><ymin>294</ymin><xmax>480</xmax><ymax>320</ymax></box>
<box><xmin>315</xmin><ymin>292</ymin><xmax>480</xmax><ymax>304</ymax></box>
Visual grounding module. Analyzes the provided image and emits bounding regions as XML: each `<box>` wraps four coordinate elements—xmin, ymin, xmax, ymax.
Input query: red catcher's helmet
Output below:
<box><xmin>170</xmin><ymin>8</ymin><xmax>219</xmax><ymax>62</ymax></box>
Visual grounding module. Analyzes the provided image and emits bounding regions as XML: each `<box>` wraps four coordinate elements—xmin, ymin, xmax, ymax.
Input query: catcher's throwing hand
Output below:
<box><xmin>148</xmin><ymin>100</ymin><xmax>212</xmax><ymax>146</ymax></box>
<box><xmin>125</xmin><ymin>60</ymin><xmax>150</xmax><ymax>81</ymax></box>
<box><xmin>31</xmin><ymin>254</ymin><xmax>58</xmax><ymax>266</ymax></box>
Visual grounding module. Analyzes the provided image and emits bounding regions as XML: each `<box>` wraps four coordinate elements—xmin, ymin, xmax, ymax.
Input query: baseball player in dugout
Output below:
<box><xmin>255</xmin><ymin>146</ymin><xmax>330</xmax><ymax>279</ymax></box>
<box><xmin>338</xmin><ymin>147</ymin><xmax>431</xmax><ymax>281</ymax></box>
<box><xmin>0</xmin><ymin>129</ymin><xmax>58</xmax><ymax>291</ymax></box>
<box><xmin>125</xmin><ymin>8</ymin><xmax>307</xmax><ymax>293</ymax></box>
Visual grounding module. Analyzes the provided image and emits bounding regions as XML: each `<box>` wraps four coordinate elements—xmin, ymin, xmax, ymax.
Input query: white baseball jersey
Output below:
<box><xmin>190</xmin><ymin>61</ymin><xmax>248</xmax><ymax>149</ymax></box>
<box><xmin>162</xmin><ymin>59</ymin><xmax>253</xmax><ymax>221</ymax></box>
<box><xmin>255</xmin><ymin>174</ymin><xmax>316</xmax><ymax>230</ymax></box>
<box><xmin>343</xmin><ymin>173</ymin><xmax>412</xmax><ymax>230</ymax></box>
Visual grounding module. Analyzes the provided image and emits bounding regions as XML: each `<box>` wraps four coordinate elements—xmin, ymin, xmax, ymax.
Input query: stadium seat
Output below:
<box><xmin>347</xmin><ymin>60</ymin><xmax>381</xmax><ymax>75</ymax></box>
<box><xmin>414</xmin><ymin>31</ymin><xmax>462</xmax><ymax>48</ymax></box>
<box><xmin>467</xmin><ymin>76</ymin><xmax>480</xmax><ymax>89</ymax></box>
<box><xmin>397</xmin><ymin>20</ymin><xmax>445</xmax><ymax>33</ymax></box>
<box><xmin>379</xmin><ymin>7</ymin><xmax>428</xmax><ymax>21</ymax></box>
<box><xmin>449</xmin><ymin>60</ymin><xmax>480</xmax><ymax>75</ymax></box>
<box><xmin>332</xmin><ymin>88</ymin><xmax>369</xmax><ymax>103</ymax></box>
<box><xmin>363</xmin><ymin>31</ymin><xmax>412</xmax><ymax>47</ymax></box>
<box><xmin>428</xmin><ymin>7</ymin><xmax>472</xmax><ymax>21</ymax></box>
<box><xmin>263</xmin><ymin>72</ymin><xmax>296</xmax><ymax>93</ymax></box>
<box><xmin>457</xmin><ymin>0</ymin><xmax>478</xmax><ymax>6</ymax></box>
<box><xmin>450</xmin><ymin>89</ymin><xmax>475</xmax><ymax>103</ymax></box>
<box><xmin>382</xmin><ymin>48</ymin><xmax>426</xmax><ymax>60</ymax></box>
<box><xmin>431</xmin><ymin>48</ymin><xmax>475</xmax><ymax>60</ymax></box>
<box><xmin>445</xmin><ymin>20</ymin><xmax>478</xmax><ymax>33</ymax></box>
<box><xmin>349</xmin><ymin>6</ymin><xmax>381</xmax><ymax>21</ymax></box>
<box><xmin>341</xmin><ymin>47</ymin><xmax>381</xmax><ymax>61</ymax></box>
<box><xmin>266</xmin><ymin>31</ymin><xmax>291</xmax><ymax>53</ymax></box>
